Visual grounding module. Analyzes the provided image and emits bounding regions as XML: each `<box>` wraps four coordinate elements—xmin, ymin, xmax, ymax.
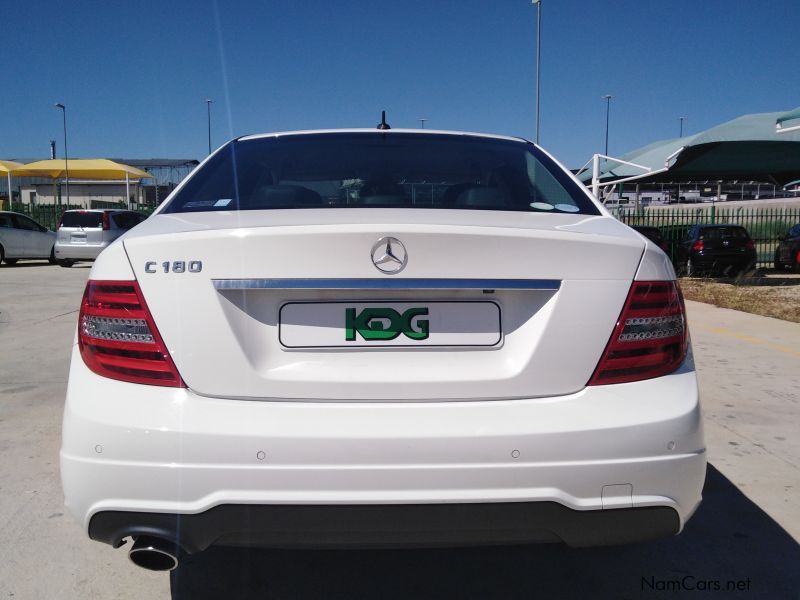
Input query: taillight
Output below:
<box><xmin>691</xmin><ymin>240</ymin><xmax>704</xmax><ymax>252</ymax></box>
<box><xmin>102</xmin><ymin>211</ymin><xmax>110</xmax><ymax>230</ymax></box>
<box><xmin>745</xmin><ymin>239</ymin><xmax>755</xmax><ymax>250</ymax></box>
<box><xmin>78</xmin><ymin>280</ymin><xmax>184</xmax><ymax>387</ymax></box>
<box><xmin>588</xmin><ymin>280</ymin><xmax>688</xmax><ymax>386</ymax></box>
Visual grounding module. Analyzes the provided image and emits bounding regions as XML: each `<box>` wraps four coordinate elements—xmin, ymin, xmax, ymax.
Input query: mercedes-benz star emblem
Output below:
<box><xmin>371</xmin><ymin>237</ymin><xmax>408</xmax><ymax>274</ymax></box>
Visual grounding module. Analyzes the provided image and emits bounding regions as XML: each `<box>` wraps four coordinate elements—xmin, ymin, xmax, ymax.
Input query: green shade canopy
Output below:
<box><xmin>776</xmin><ymin>106</ymin><xmax>800</xmax><ymax>133</ymax></box>
<box><xmin>580</xmin><ymin>111</ymin><xmax>800</xmax><ymax>186</ymax></box>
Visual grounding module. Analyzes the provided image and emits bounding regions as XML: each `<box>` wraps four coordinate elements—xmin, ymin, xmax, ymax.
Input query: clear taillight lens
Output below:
<box><xmin>588</xmin><ymin>281</ymin><xmax>688</xmax><ymax>386</ymax></box>
<box><xmin>78</xmin><ymin>280</ymin><xmax>184</xmax><ymax>387</ymax></box>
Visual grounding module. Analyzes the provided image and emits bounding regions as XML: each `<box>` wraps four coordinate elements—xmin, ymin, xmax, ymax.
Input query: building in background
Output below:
<box><xmin>3</xmin><ymin>158</ymin><xmax>198</xmax><ymax>208</ymax></box>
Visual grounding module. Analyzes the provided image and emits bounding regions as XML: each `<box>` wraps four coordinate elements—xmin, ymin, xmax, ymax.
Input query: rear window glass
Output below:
<box><xmin>700</xmin><ymin>227</ymin><xmax>749</xmax><ymax>241</ymax></box>
<box><xmin>112</xmin><ymin>212</ymin><xmax>144</xmax><ymax>229</ymax></box>
<box><xmin>60</xmin><ymin>212</ymin><xmax>103</xmax><ymax>228</ymax></box>
<box><xmin>163</xmin><ymin>133</ymin><xmax>599</xmax><ymax>215</ymax></box>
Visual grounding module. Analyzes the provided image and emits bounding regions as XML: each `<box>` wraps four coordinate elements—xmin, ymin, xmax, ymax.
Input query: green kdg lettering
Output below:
<box><xmin>345</xmin><ymin>307</ymin><xmax>430</xmax><ymax>341</ymax></box>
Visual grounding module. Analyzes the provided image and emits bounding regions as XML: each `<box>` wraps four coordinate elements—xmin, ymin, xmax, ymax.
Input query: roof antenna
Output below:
<box><xmin>377</xmin><ymin>110</ymin><xmax>391</xmax><ymax>130</ymax></box>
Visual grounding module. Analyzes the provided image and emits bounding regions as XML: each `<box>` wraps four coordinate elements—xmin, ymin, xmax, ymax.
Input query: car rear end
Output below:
<box><xmin>689</xmin><ymin>225</ymin><xmax>757</xmax><ymax>275</ymax></box>
<box><xmin>55</xmin><ymin>210</ymin><xmax>137</xmax><ymax>263</ymax></box>
<box><xmin>60</xmin><ymin>131</ymin><xmax>705</xmax><ymax>568</ymax></box>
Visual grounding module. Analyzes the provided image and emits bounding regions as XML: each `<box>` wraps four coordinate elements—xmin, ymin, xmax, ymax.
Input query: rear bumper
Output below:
<box><xmin>54</xmin><ymin>241</ymin><xmax>108</xmax><ymax>260</ymax></box>
<box><xmin>691</xmin><ymin>252</ymin><xmax>756</xmax><ymax>270</ymax></box>
<box><xmin>89</xmin><ymin>503</ymin><xmax>680</xmax><ymax>551</ymax></box>
<box><xmin>61</xmin><ymin>345</ymin><xmax>705</xmax><ymax>549</ymax></box>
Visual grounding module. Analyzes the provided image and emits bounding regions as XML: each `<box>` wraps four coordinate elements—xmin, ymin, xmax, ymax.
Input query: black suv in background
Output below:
<box><xmin>676</xmin><ymin>224</ymin><xmax>757</xmax><ymax>277</ymax></box>
<box><xmin>774</xmin><ymin>223</ymin><xmax>800</xmax><ymax>272</ymax></box>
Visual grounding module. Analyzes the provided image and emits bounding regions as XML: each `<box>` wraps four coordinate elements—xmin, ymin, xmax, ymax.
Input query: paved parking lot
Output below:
<box><xmin>1</xmin><ymin>263</ymin><xmax>798</xmax><ymax>599</ymax></box>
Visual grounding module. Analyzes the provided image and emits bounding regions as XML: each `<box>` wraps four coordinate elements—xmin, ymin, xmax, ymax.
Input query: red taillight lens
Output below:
<box><xmin>588</xmin><ymin>280</ymin><xmax>688</xmax><ymax>386</ymax></box>
<box><xmin>691</xmin><ymin>240</ymin><xmax>704</xmax><ymax>252</ymax></box>
<box><xmin>745</xmin><ymin>239</ymin><xmax>755</xmax><ymax>250</ymax></box>
<box><xmin>78</xmin><ymin>280</ymin><xmax>184</xmax><ymax>387</ymax></box>
<box><xmin>102</xmin><ymin>211</ymin><xmax>110</xmax><ymax>230</ymax></box>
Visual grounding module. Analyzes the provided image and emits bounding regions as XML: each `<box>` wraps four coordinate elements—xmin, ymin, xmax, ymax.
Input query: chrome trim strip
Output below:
<box><xmin>213</xmin><ymin>278</ymin><xmax>561</xmax><ymax>291</ymax></box>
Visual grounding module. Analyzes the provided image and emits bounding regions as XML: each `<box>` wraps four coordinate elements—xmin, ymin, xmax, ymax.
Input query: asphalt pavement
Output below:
<box><xmin>0</xmin><ymin>263</ymin><xmax>797</xmax><ymax>599</ymax></box>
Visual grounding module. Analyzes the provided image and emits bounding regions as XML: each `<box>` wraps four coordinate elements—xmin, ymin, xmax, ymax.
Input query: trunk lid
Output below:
<box><xmin>123</xmin><ymin>209</ymin><xmax>644</xmax><ymax>400</ymax></box>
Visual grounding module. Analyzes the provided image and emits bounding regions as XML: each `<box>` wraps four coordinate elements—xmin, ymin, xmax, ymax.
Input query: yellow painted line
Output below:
<box><xmin>693</xmin><ymin>323</ymin><xmax>800</xmax><ymax>358</ymax></box>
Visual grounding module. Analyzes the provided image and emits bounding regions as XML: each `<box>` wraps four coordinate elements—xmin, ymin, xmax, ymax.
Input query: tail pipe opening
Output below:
<box><xmin>128</xmin><ymin>536</ymin><xmax>184</xmax><ymax>571</ymax></box>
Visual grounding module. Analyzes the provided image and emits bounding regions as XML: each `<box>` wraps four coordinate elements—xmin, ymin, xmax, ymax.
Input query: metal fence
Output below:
<box><xmin>613</xmin><ymin>206</ymin><xmax>800</xmax><ymax>267</ymax></box>
<box><xmin>10</xmin><ymin>203</ymin><xmax>154</xmax><ymax>232</ymax></box>
<box><xmin>10</xmin><ymin>202</ymin><xmax>800</xmax><ymax>269</ymax></box>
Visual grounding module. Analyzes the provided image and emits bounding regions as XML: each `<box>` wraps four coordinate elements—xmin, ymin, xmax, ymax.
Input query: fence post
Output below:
<box><xmin>710</xmin><ymin>204</ymin><xmax>716</xmax><ymax>224</ymax></box>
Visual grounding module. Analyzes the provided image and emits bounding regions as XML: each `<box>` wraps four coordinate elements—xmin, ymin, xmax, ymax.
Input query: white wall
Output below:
<box><xmin>21</xmin><ymin>181</ymin><xmax>141</xmax><ymax>207</ymax></box>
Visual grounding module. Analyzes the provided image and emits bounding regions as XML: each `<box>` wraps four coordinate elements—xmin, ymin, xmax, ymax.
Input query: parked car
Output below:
<box><xmin>774</xmin><ymin>223</ymin><xmax>800</xmax><ymax>272</ymax></box>
<box><xmin>675</xmin><ymin>224</ymin><xmax>757</xmax><ymax>276</ymax></box>
<box><xmin>54</xmin><ymin>209</ymin><xmax>148</xmax><ymax>266</ymax></box>
<box><xmin>630</xmin><ymin>225</ymin><xmax>668</xmax><ymax>253</ymax></box>
<box><xmin>0</xmin><ymin>211</ymin><xmax>56</xmax><ymax>265</ymax></box>
<box><xmin>61</xmin><ymin>129</ymin><xmax>705</xmax><ymax>571</ymax></box>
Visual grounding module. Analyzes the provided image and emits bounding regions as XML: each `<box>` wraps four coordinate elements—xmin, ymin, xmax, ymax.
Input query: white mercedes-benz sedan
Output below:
<box><xmin>60</xmin><ymin>129</ymin><xmax>705</xmax><ymax>571</ymax></box>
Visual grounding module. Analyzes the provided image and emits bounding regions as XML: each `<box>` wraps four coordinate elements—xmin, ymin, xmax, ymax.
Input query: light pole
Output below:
<box><xmin>205</xmin><ymin>99</ymin><xmax>214</xmax><ymax>155</ymax></box>
<box><xmin>419</xmin><ymin>118</ymin><xmax>427</xmax><ymax>129</ymax></box>
<box><xmin>533</xmin><ymin>0</ymin><xmax>542</xmax><ymax>144</ymax></box>
<box><xmin>679</xmin><ymin>116</ymin><xmax>686</xmax><ymax>137</ymax></box>
<box><xmin>54</xmin><ymin>103</ymin><xmax>69</xmax><ymax>206</ymax></box>
<box><xmin>602</xmin><ymin>94</ymin><xmax>613</xmax><ymax>156</ymax></box>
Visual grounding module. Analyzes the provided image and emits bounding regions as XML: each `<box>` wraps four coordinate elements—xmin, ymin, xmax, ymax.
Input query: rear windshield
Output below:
<box><xmin>700</xmin><ymin>227</ymin><xmax>749</xmax><ymax>241</ymax></box>
<box><xmin>163</xmin><ymin>133</ymin><xmax>599</xmax><ymax>215</ymax></box>
<box><xmin>60</xmin><ymin>212</ymin><xmax>103</xmax><ymax>228</ymax></box>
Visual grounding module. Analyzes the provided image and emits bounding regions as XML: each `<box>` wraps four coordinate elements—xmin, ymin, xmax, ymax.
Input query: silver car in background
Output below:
<box><xmin>0</xmin><ymin>211</ymin><xmax>57</xmax><ymax>265</ymax></box>
<box><xmin>55</xmin><ymin>209</ymin><xmax>147</xmax><ymax>266</ymax></box>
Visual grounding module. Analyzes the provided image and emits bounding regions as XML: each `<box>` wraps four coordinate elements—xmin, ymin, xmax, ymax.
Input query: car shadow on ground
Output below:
<box><xmin>170</xmin><ymin>465</ymin><xmax>799</xmax><ymax>599</ymax></box>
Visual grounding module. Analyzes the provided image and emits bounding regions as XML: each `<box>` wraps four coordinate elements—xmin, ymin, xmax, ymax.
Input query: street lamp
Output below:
<box><xmin>679</xmin><ymin>116</ymin><xmax>686</xmax><ymax>137</ymax></box>
<box><xmin>205</xmin><ymin>99</ymin><xmax>214</xmax><ymax>155</ymax></box>
<box><xmin>533</xmin><ymin>0</ymin><xmax>542</xmax><ymax>144</ymax></box>
<box><xmin>602</xmin><ymin>94</ymin><xmax>613</xmax><ymax>156</ymax></box>
<box><xmin>54</xmin><ymin>103</ymin><xmax>69</xmax><ymax>206</ymax></box>
<box><xmin>419</xmin><ymin>118</ymin><xmax>427</xmax><ymax>129</ymax></box>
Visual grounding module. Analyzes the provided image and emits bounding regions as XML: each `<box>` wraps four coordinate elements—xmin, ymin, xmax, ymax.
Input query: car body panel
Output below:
<box><xmin>55</xmin><ymin>209</ymin><xmax>146</xmax><ymax>261</ymax></box>
<box><xmin>676</xmin><ymin>224</ymin><xmax>757</xmax><ymax>274</ymax></box>
<box><xmin>122</xmin><ymin>210</ymin><xmax>645</xmax><ymax>400</ymax></box>
<box><xmin>0</xmin><ymin>211</ymin><xmax>55</xmax><ymax>260</ymax></box>
<box><xmin>61</xmin><ymin>344</ymin><xmax>704</xmax><ymax>532</ymax></box>
<box><xmin>61</xmin><ymin>129</ymin><xmax>704</xmax><ymax>552</ymax></box>
<box><xmin>775</xmin><ymin>223</ymin><xmax>800</xmax><ymax>270</ymax></box>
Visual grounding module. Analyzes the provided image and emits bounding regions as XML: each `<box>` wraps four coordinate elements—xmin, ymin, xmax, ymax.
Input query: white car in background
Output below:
<box><xmin>0</xmin><ymin>211</ymin><xmax>56</xmax><ymax>265</ymax></box>
<box><xmin>60</xmin><ymin>129</ymin><xmax>705</xmax><ymax>571</ymax></box>
<box><xmin>55</xmin><ymin>209</ymin><xmax>148</xmax><ymax>266</ymax></box>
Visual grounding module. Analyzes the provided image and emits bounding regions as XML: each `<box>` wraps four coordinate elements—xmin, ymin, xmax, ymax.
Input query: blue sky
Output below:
<box><xmin>2</xmin><ymin>0</ymin><xmax>798</xmax><ymax>167</ymax></box>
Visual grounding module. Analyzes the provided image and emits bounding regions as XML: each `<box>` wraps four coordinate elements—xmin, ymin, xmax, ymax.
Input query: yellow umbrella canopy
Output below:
<box><xmin>0</xmin><ymin>160</ymin><xmax>24</xmax><ymax>174</ymax></box>
<box><xmin>13</xmin><ymin>159</ymin><xmax>152</xmax><ymax>179</ymax></box>
<box><xmin>1</xmin><ymin>160</ymin><xmax>25</xmax><ymax>208</ymax></box>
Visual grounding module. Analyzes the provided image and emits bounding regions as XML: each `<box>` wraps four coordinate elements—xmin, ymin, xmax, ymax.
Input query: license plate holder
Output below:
<box><xmin>279</xmin><ymin>301</ymin><xmax>502</xmax><ymax>348</ymax></box>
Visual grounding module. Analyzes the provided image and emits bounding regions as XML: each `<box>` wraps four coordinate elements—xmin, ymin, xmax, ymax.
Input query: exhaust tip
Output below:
<box><xmin>128</xmin><ymin>536</ymin><xmax>181</xmax><ymax>571</ymax></box>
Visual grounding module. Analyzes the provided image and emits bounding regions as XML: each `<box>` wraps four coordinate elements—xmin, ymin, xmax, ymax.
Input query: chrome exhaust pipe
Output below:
<box><xmin>128</xmin><ymin>536</ymin><xmax>183</xmax><ymax>571</ymax></box>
